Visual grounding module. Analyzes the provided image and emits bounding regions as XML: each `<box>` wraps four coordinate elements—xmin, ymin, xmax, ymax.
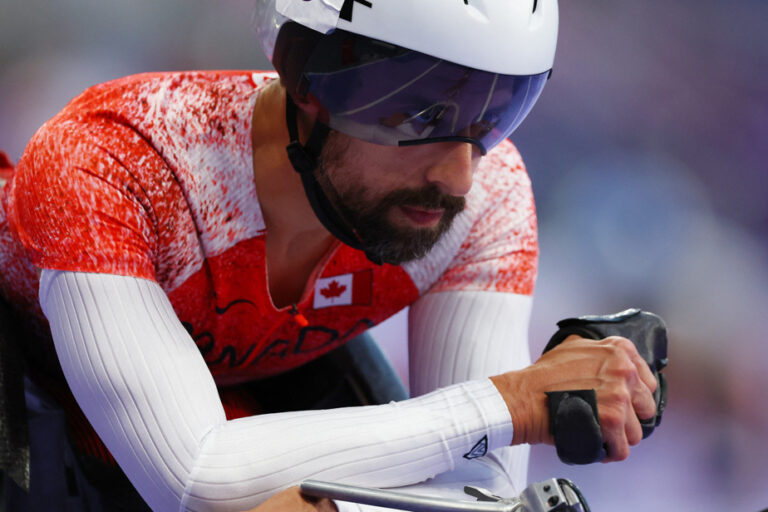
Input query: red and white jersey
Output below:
<box><xmin>1</xmin><ymin>70</ymin><xmax>537</xmax><ymax>385</ymax></box>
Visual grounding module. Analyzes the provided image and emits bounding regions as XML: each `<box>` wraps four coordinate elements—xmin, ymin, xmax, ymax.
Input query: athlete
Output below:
<box><xmin>0</xmin><ymin>0</ymin><xmax>658</xmax><ymax>511</ymax></box>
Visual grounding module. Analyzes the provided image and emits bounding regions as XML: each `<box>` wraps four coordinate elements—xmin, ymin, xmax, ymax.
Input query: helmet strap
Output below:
<box><xmin>284</xmin><ymin>94</ymin><xmax>383</xmax><ymax>265</ymax></box>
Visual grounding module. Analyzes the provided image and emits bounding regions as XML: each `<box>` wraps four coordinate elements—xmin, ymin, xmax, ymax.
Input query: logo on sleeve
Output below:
<box><xmin>463</xmin><ymin>435</ymin><xmax>488</xmax><ymax>460</ymax></box>
<box><xmin>313</xmin><ymin>270</ymin><xmax>372</xmax><ymax>309</ymax></box>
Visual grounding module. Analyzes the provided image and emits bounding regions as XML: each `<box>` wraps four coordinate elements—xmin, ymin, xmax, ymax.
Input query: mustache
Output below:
<box><xmin>377</xmin><ymin>185</ymin><xmax>466</xmax><ymax>215</ymax></box>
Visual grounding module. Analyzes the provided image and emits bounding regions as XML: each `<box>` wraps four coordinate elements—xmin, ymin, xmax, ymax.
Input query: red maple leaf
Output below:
<box><xmin>320</xmin><ymin>280</ymin><xmax>347</xmax><ymax>299</ymax></box>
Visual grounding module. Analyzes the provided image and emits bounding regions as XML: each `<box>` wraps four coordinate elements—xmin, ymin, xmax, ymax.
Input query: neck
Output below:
<box><xmin>251</xmin><ymin>80</ymin><xmax>336</xmax><ymax>308</ymax></box>
<box><xmin>251</xmin><ymin>80</ymin><xmax>332</xmax><ymax>251</ymax></box>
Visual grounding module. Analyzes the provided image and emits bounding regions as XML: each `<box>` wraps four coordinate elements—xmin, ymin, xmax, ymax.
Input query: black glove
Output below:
<box><xmin>543</xmin><ymin>308</ymin><xmax>668</xmax><ymax>464</ymax></box>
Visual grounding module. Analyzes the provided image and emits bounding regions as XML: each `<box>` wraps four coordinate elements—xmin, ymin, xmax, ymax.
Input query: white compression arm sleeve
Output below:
<box><xmin>409</xmin><ymin>290</ymin><xmax>534</xmax><ymax>493</ymax></box>
<box><xmin>408</xmin><ymin>290</ymin><xmax>533</xmax><ymax>396</ymax></box>
<box><xmin>409</xmin><ymin>290</ymin><xmax>533</xmax><ymax>490</ymax></box>
<box><xmin>40</xmin><ymin>270</ymin><xmax>514</xmax><ymax>512</ymax></box>
<box><xmin>335</xmin><ymin>291</ymin><xmax>534</xmax><ymax>512</ymax></box>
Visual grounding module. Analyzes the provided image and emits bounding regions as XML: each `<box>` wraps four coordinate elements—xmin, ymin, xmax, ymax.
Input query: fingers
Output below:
<box><xmin>631</xmin><ymin>380</ymin><xmax>657</xmax><ymax>422</ymax></box>
<box><xmin>625</xmin><ymin>403</ymin><xmax>644</xmax><ymax>447</ymax></box>
<box><xmin>601</xmin><ymin>421</ymin><xmax>629</xmax><ymax>462</ymax></box>
<box><xmin>607</xmin><ymin>337</ymin><xmax>657</xmax><ymax>420</ymax></box>
<box><xmin>597</xmin><ymin>391</ymin><xmax>645</xmax><ymax>462</ymax></box>
<box><xmin>597</xmin><ymin>337</ymin><xmax>657</xmax><ymax>461</ymax></box>
<box><xmin>625</xmin><ymin>338</ymin><xmax>658</xmax><ymax>394</ymax></box>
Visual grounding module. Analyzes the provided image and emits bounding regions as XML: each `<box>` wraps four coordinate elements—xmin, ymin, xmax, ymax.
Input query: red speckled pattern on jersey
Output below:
<box><xmin>428</xmin><ymin>143</ymin><xmax>538</xmax><ymax>296</ymax></box>
<box><xmin>7</xmin><ymin>71</ymin><xmax>275</xmax><ymax>292</ymax></box>
<box><xmin>169</xmin><ymin>238</ymin><xmax>419</xmax><ymax>383</ymax></box>
<box><xmin>1</xmin><ymin>70</ymin><xmax>536</xmax><ymax>382</ymax></box>
<box><xmin>0</xmin><ymin>70</ymin><xmax>537</xmax><ymax>463</ymax></box>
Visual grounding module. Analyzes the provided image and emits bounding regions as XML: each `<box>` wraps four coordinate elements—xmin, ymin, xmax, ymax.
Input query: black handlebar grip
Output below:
<box><xmin>546</xmin><ymin>390</ymin><xmax>607</xmax><ymax>465</ymax></box>
<box><xmin>543</xmin><ymin>309</ymin><xmax>669</xmax><ymax>464</ymax></box>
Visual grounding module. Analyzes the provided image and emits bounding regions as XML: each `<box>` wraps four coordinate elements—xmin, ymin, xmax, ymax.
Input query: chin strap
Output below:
<box><xmin>284</xmin><ymin>94</ymin><xmax>382</xmax><ymax>265</ymax></box>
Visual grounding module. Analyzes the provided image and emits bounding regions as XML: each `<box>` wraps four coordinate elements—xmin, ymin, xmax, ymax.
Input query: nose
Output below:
<box><xmin>424</xmin><ymin>142</ymin><xmax>476</xmax><ymax>197</ymax></box>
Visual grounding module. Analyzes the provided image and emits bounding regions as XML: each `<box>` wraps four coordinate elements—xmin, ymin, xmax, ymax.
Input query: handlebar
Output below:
<box><xmin>300</xmin><ymin>477</ymin><xmax>590</xmax><ymax>512</ymax></box>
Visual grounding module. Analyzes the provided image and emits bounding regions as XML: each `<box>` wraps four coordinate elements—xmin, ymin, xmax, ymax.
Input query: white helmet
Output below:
<box><xmin>255</xmin><ymin>0</ymin><xmax>558</xmax><ymax>154</ymax></box>
<box><xmin>253</xmin><ymin>0</ymin><xmax>558</xmax><ymax>263</ymax></box>
<box><xmin>257</xmin><ymin>0</ymin><xmax>557</xmax><ymax>74</ymax></box>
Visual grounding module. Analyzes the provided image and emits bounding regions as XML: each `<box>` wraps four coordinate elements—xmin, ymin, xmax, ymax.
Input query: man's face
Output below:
<box><xmin>316</xmin><ymin>131</ymin><xmax>480</xmax><ymax>265</ymax></box>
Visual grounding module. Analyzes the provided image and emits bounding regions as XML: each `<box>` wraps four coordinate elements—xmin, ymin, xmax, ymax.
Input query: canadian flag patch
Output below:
<box><xmin>313</xmin><ymin>270</ymin><xmax>372</xmax><ymax>309</ymax></box>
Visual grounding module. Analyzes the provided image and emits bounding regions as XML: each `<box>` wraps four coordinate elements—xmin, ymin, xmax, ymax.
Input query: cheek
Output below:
<box><xmin>328</xmin><ymin>159</ymin><xmax>395</xmax><ymax>204</ymax></box>
<box><xmin>329</xmin><ymin>137</ymin><xmax>440</xmax><ymax>206</ymax></box>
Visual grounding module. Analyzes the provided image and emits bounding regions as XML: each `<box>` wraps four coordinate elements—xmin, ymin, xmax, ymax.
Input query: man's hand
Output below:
<box><xmin>490</xmin><ymin>335</ymin><xmax>658</xmax><ymax>462</ymax></box>
<box><xmin>246</xmin><ymin>486</ymin><xmax>338</xmax><ymax>512</ymax></box>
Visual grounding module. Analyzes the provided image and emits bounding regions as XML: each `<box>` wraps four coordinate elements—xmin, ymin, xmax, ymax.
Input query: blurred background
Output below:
<box><xmin>1</xmin><ymin>0</ymin><xmax>766</xmax><ymax>510</ymax></box>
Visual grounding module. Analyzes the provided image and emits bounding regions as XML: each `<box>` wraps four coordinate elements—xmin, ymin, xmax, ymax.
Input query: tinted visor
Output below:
<box><xmin>299</xmin><ymin>28</ymin><xmax>549</xmax><ymax>154</ymax></box>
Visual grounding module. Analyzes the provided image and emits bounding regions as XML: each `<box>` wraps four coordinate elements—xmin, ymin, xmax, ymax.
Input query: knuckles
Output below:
<box><xmin>603</xmin><ymin>336</ymin><xmax>639</xmax><ymax>358</ymax></box>
<box><xmin>612</xmin><ymin>358</ymin><xmax>639</xmax><ymax>380</ymax></box>
<box><xmin>611</xmin><ymin>335</ymin><xmax>638</xmax><ymax>352</ymax></box>
<box><xmin>599</xmin><ymin>408</ymin><xmax>624</xmax><ymax>431</ymax></box>
<box><xmin>600</xmin><ymin>339</ymin><xmax>641</xmax><ymax>379</ymax></box>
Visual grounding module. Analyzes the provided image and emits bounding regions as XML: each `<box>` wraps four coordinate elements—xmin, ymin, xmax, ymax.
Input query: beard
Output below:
<box><xmin>316</xmin><ymin>134</ymin><xmax>466</xmax><ymax>265</ymax></box>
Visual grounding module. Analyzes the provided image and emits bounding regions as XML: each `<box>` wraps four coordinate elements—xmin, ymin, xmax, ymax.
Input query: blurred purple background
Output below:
<box><xmin>1</xmin><ymin>1</ymin><xmax>766</xmax><ymax>510</ymax></box>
